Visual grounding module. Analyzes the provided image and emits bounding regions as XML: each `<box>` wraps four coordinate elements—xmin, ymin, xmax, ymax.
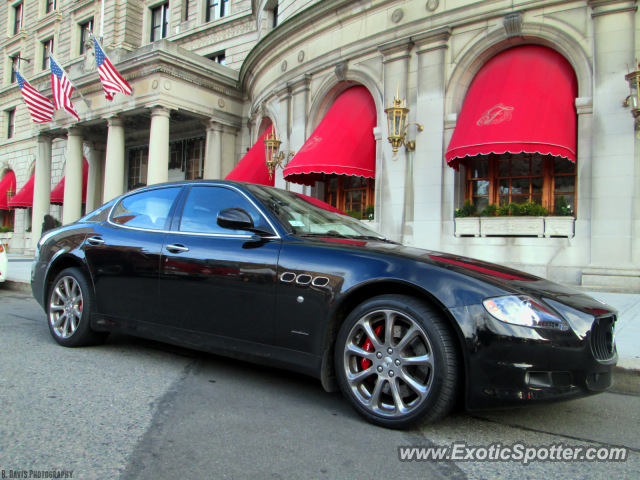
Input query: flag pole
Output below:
<box><xmin>100</xmin><ymin>0</ymin><xmax>105</xmax><ymax>43</ymax></box>
<box><xmin>47</xmin><ymin>49</ymin><xmax>92</xmax><ymax>110</ymax></box>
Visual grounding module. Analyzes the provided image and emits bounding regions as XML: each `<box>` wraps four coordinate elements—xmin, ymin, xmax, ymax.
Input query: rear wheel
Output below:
<box><xmin>48</xmin><ymin>267</ymin><xmax>109</xmax><ymax>347</ymax></box>
<box><xmin>335</xmin><ymin>294</ymin><xmax>459</xmax><ymax>429</ymax></box>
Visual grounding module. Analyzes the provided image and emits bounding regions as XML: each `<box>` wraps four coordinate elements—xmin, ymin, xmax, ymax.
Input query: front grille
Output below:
<box><xmin>590</xmin><ymin>316</ymin><xmax>616</xmax><ymax>361</ymax></box>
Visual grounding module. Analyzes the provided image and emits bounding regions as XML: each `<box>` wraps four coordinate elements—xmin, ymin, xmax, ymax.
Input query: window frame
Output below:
<box><xmin>10</xmin><ymin>55</ymin><xmax>20</xmax><ymax>84</ymax></box>
<box><xmin>323</xmin><ymin>174</ymin><xmax>375</xmax><ymax>217</ymax></box>
<box><xmin>464</xmin><ymin>153</ymin><xmax>577</xmax><ymax>216</ymax></box>
<box><xmin>42</xmin><ymin>38</ymin><xmax>54</xmax><ymax>71</ymax></box>
<box><xmin>79</xmin><ymin>18</ymin><xmax>94</xmax><ymax>55</ymax></box>
<box><xmin>45</xmin><ymin>0</ymin><xmax>56</xmax><ymax>14</ymax></box>
<box><xmin>6</xmin><ymin>109</ymin><xmax>16</xmax><ymax>139</ymax></box>
<box><xmin>205</xmin><ymin>0</ymin><xmax>228</xmax><ymax>22</ymax></box>
<box><xmin>108</xmin><ymin>185</ymin><xmax>184</xmax><ymax>232</ymax></box>
<box><xmin>13</xmin><ymin>2</ymin><xmax>23</xmax><ymax>35</ymax></box>
<box><xmin>150</xmin><ymin>3</ymin><xmax>169</xmax><ymax>42</ymax></box>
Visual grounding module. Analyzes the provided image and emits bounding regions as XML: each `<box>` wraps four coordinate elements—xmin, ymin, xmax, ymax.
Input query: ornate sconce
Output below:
<box><xmin>384</xmin><ymin>85</ymin><xmax>424</xmax><ymax>160</ymax></box>
<box><xmin>264</xmin><ymin>126</ymin><xmax>295</xmax><ymax>180</ymax></box>
<box><xmin>624</xmin><ymin>66</ymin><xmax>640</xmax><ymax>138</ymax></box>
<box><xmin>6</xmin><ymin>188</ymin><xmax>14</xmax><ymax>206</ymax></box>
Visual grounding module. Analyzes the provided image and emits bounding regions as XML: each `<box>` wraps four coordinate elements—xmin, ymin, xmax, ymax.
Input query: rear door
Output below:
<box><xmin>83</xmin><ymin>186</ymin><xmax>183</xmax><ymax>324</ymax></box>
<box><xmin>157</xmin><ymin>185</ymin><xmax>281</xmax><ymax>344</ymax></box>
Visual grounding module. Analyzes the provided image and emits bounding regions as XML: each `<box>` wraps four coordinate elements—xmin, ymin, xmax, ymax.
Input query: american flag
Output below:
<box><xmin>94</xmin><ymin>36</ymin><xmax>132</xmax><ymax>100</ymax></box>
<box><xmin>15</xmin><ymin>68</ymin><xmax>54</xmax><ymax>123</ymax></box>
<box><xmin>49</xmin><ymin>54</ymin><xmax>81</xmax><ymax>121</ymax></box>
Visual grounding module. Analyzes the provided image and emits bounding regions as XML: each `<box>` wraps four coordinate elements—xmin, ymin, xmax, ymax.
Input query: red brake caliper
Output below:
<box><xmin>361</xmin><ymin>325</ymin><xmax>383</xmax><ymax>370</ymax></box>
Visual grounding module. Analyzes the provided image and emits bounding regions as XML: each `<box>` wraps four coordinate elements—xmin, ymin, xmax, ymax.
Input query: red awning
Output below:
<box><xmin>445</xmin><ymin>45</ymin><xmax>578</xmax><ymax>169</ymax></box>
<box><xmin>0</xmin><ymin>170</ymin><xmax>16</xmax><ymax>210</ymax></box>
<box><xmin>50</xmin><ymin>158</ymin><xmax>89</xmax><ymax>205</ymax></box>
<box><xmin>295</xmin><ymin>192</ymin><xmax>350</xmax><ymax>216</ymax></box>
<box><xmin>283</xmin><ymin>86</ymin><xmax>376</xmax><ymax>186</ymax></box>
<box><xmin>225</xmin><ymin>128</ymin><xmax>273</xmax><ymax>186</ymax></box>
<box><xmin>8</xmin><ymin>173</ymin><xmax>34</xmax><ymax>209</ymax></box>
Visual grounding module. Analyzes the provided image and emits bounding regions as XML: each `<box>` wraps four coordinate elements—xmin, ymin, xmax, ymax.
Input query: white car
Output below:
<box><xmin>0</xmin><ymin>243</ymin><xmax>7</xmax><ymax>282</ymax></box>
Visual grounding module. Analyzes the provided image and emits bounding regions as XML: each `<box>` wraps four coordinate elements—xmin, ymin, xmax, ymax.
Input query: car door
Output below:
<box><xmin>83</xmin><ymin>186</ymin><xmax>183</xmax><ymax>324</ymax></box>
<box><xmin>158</xmin><ymin>185</ymin><xmax>282</xmax><ymax>345</ymax></box>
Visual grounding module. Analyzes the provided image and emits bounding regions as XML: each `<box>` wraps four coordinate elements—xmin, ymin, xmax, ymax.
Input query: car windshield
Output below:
<box><xmin>245</xmin><ymin>184</ymin><xmax>385</xmax><ymax>239</ymax></box>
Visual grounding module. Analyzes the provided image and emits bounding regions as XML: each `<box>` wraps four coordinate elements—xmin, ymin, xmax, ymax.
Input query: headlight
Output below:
<box><xmin>482</xmin><ymin>295</ymin><xmax>569</xmax><ymax>331</ymax></box>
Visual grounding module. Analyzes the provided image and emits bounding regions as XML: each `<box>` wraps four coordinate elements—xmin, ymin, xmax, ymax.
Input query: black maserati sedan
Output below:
<box><xmin>31</xmin><ymin>180</ymin><xmax>617</xmax><ymax>429</ymax></box>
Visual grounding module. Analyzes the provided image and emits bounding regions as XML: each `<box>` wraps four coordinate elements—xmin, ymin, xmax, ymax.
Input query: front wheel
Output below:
<box><xmin>47</xmin><ymin>267</ymin><xmax>109</xmax><ymax>347</ymax></box>
<box><xmin>335</xmin><ymin>294</ymin><xmax>459</xmax><ymax>429</ymax></box>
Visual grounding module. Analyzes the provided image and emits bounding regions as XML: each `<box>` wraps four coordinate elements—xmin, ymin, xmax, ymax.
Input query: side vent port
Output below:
<box><xmin>312</xmin><ymin>277</ymin><xmax>329</xmax><ymax>287</ymax></box>
<box><xmin>296</xmin><ymin>274</ymin><xmax>312</xmax><ymax>285</ymax></box>
<box><xmin>281</xmin><ymin>272</ymin><xmax>296</xmax><ymax>283</ymax></box>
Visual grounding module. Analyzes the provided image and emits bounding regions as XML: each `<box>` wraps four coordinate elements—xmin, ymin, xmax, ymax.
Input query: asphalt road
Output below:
<box><xmin>1</xmin><ymin>289</ymin><xmax>639</xmax><ymax>480</ymax></box>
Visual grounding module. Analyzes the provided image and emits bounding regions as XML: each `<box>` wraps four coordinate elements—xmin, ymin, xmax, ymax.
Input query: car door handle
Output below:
<box><xmin>166</xmin><ymin>244</ymin><xmax>189</xmax><ymax>253</ymax></box>
<box><xmin>87</xmin><ymin>236</ymin><xmax>105</xmax><ymax>246</ymax></box>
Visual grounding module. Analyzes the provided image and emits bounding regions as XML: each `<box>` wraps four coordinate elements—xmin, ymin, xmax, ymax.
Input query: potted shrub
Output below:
<box><xmin>544</xmin><ymin>196</ymin><xmax>575</xmax><ymax>238</ymax></box>
<box><xmin>454</xmin><ymin>200</ymin><xmax>480</xmax><ymax>237</ymax></box>
<box><xmin>480</xmin><ymin>201</ymin><xmax>547</xmax><ymax>237</ymax></box>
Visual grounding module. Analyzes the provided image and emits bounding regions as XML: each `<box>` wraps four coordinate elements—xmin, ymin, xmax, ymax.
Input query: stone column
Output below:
<box><xmin>221</xmin><ymin>125</ymin><xmax>239</xmax><ymax>178</ymax></box>
<box><xmin>30</xmin><ymin>135</ymin><xmax>52</xmax><ymax>249</ymax></box>
<box><xmin>378</xmin><ymin>38</ymin><xmax>414</xmax><ymax>243</ymax></box>
<box><xmin>410</xmin><ymin>27</ymin><xmax>452</xmax><ymax>250</ymax></box>
<box><xmin>288</xmin><ymin>75</ymin><xmax>311</xmax><ymax>194</ymax></box>
<box><xmin>85</xmin><ymin>142</ymin><xmax>106</xmax><ymax>212</ymax></box>
<box><xmin>147</xmin><ymin>106</ymin><xmax>171</xmax><ymax>186</ymax></box>
<box><xmin>589</xmin><ymin>0</ymin><xmax>637</xmax><ymax>267</ymax></box>
<box><xmin>103</xmin><ymin>116</ymin><xmax>125</xmax><ymax>201</ymax></box>
<box><xmin>62</xmin><ymin>127</ymin><xmax>84</xmax><ymax>225</ymax></box>
<box><xmin>274</xmin><ymin>84</ymin><xmax>291</xmax><ymax>190</ymax></box>
<box><xmin>204</xmin><ymin>120</ymin><xmax>224</xmax><ymax>179</ymax></box>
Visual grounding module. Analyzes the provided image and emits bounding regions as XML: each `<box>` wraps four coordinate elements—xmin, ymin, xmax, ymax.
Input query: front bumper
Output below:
<box><xmin>448</xmin><ymin>301</ymin><xmax>617</xmax><ymax>411</ymax></box>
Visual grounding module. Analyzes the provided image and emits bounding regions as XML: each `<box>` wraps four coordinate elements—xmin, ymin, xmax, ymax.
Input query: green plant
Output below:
<box><xmin>54</xmin><ymin>218</ymin><xmax>62</xmax><ymax>227</ymax></box>
<box><xmin>26</xmin><ymin>227</ymin><xmax>31</xmax><ymax>232</ymax></box>
<box><xmin>364</xmin><ymin>204</ymin><xmax>375</xmax><ymax>221</ymax></box>
<box><xmin>455</xmin><ymin>200</ymin><xmax>477</xmax><ymax>218</ymax></box>
<box><xmin>497</xmin><ymin>201</ymin><xmax>549</xmax><ymax>217</ymax></box>
<box><xmin>554</xmin><ymin>196</ymin><xmax>573</xmax><ymax>216</ymax></box>
<box><xmin>479</xmin><ymin>204</ymin><xmax>498</xmax><ymax>217</ymax></box>
<box><xmin>0</xmin><ymin>226</ymin><xmax>14</xmax><ymax>233</ymax></box>
<box><xmin>345</xmin><ymin>210</ymin><xmax>362</xmax><ymax>220</ymax></box>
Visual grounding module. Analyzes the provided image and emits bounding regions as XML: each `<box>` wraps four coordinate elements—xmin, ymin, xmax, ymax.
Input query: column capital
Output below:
<box><xmin>412</xmin><ymin>27</ymin><xmax>452</xmax><ymax>55</ymax></box>
<box><xmin>223</xmin><ymin>125</ymin><xmax>239</xmax><ymax>135</ymax></box>
<box><xmin>274</xmin><ymin>83</ymin><xmax>292</xmax><ymax>100</ymax></box>
<box><xmin>204</xmin><ymin>119</ymin><xmax>225</xmax><ymax>132</ymax></box>
<box><xmin>149</xmin><ymin>105</ymin><xmax>172</xmax><ymax>118</ymax></box>
<box><xmin>66</xmin><ymin>126</ymin><xmax>83</xmax><ymax>137</ymax></box>
<box><xmin>588</xmin><ymin>0</ymin><xmax>637</xmax><ymax>16</ymax></box>
<box><xmin>290</xmin><ymin>74</ymin><xmax>312</xmax><ymax>95</ymax></box>
<box><xmin>106</xmin><ymin>115</ymin><xmax>124</xmax><ymax>128</ymax></box>
<box><xmin>378</xmin><ymin>38</ymin><xmax>413</xmax><ymax>64</ymax></box>
<box><xmin>36</xmin><ymin>133</ymin><xmax>53</xmax><ymax>144</ymax></box>
<box><xmin>576</xmin><ymin>97</ymin><xmax>594</xmax><ymax>115</ymax></box>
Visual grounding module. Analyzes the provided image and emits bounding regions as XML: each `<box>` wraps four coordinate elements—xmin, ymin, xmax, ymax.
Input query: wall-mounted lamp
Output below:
<box><xmin>384</xmin><ymin>85</ymin><xmax>424</xmax><ymax>160</ymax></box>
<box><xmin>624</xmin><ymin>66</ymin><xmax>640</xmax><ymax>138</ymax></box>
<box><xmin>264</xmin><ymin>126</ymin><xmax>295</xmax><ymax>180</ymax></box>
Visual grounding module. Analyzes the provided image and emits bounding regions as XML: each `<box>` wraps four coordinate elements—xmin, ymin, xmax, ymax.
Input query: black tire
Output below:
<box><xmin>47</xmin><ymin>267</ymin><xmax>109</xmax><ymax>348</ymax></box>
<box><xmin>335</xmin><ymin>294</ymin><xmax>459</xmax><ymax>429</ymax></box>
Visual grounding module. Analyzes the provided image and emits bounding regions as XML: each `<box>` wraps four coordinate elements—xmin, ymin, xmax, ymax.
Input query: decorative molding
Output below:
<box><xmin>588</xmin><ymin>0</ymin><xmax>637</xmax><ymax>17</ymax></box>
<box><xmin>480</xmin><ymin>217</ymin><xmax>544</xmax><ymax>237</ymax></box>
<box><xmin>503</xmin><ymin>12</ymin><xmax>523</xmax><ymax>38</ymax></box>
<box><xmin>290</xmin><ymin>74</ymin><xmax>311</xmax><ymax>95</ymax></box>
<box><xmin>334</xmin><ymin>61</ymin><xmax>348</xmax><ymax>82</ymax></box>
<box><xmin>426</xmin><ymin>0</ymin><xmax>440</xmax><ymax>12</ymax></box>
<box><xmin>454</xmin><ymin>217</ymin><xmax>480</xmax><ymax>237</ymax></box>
<box><xmin>412</xmin><ymin>26</ymin><xmax>452</xmax><ymax>54</ymax></box>
<box><xmin>378</xmin><ymin>38</ymin><xmax>413</xmax><ymax>64</ymax></box>
<box><xmin>298</xmin><ymin>51</ymin><xmax>305</xmax><ymax>63</ymax></box>
<box><xmin>391</xmin><ymin>9</ymin><xmax>403</xmax><ymax>23</ymax></box>
<box><xmin>281</xmin><ymin>60</ymin><xmax>288</xmax><ymax>72</ymax></box>
<box><xmin>575</xmin><ymin>97</ymin><xmax>593</xmax><ymax>115</ymax></box>
<box><xmin>176</xmin><ymin>21</ymin><xmax>256</xmax><ymax>51</ymax></box>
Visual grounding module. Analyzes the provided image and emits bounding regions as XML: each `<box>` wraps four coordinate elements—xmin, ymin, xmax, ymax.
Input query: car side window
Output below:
<box><xmin>111</xmin><ymin>187</ymin><xmax>181</xmax><ymax>230</ymax></box>
<box><xmin>178</xmin><ymin>186</ymin><xmax>265</xmax><ymax>235</ymax></box>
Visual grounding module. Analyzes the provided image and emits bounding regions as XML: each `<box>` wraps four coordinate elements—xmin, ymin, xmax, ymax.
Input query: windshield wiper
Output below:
<box><xmin>298</xmin><ymin>232</ymin><xmax>350</xmax><ymax>238</ymax></box>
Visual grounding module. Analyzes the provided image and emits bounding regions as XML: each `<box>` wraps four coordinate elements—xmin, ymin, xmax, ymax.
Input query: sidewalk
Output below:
<box><xmin>2</xmin><ymin>255</ymin><xmax>639</xmax><ymax>370</ymax></box>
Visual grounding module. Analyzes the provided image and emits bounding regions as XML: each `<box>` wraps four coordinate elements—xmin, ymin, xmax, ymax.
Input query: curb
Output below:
<box><xmin>612</xmin><ymin>367</ymin><xmax>640</xmax><ymax>396</ymax></box>
<box><xmin>0</xmin><ymin>280</ymin><xmax>33</xmax><ymax>295</ymax></box>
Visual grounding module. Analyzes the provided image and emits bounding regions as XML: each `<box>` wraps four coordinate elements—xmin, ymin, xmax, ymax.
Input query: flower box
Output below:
<box><xmin>0</xmin><ymin>232</ymin><xmax>13</xmax><ymax>240</ymax></box>
<box><xmin>454</xmin><ymin>217</ymin><xmax>480</xmax><ymax>237</ymax></box>
<box><xmin>480</xmin><ymin>216</ymin><xmax>544</xmax><ymax>237</ymax></box>
<box><xmin>544</xmin><ymin>216</ymin><xmax>575</xmax><ymax>238</ymax></box>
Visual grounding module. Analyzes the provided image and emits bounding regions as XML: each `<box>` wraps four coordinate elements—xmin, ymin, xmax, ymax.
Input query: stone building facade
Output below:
<box><xmin>0</xmin><ymin>0</ymin><xmax>638</xmax><ymax>290</ymax></box>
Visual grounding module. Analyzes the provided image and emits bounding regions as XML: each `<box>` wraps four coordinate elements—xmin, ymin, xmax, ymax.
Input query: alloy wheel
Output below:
<box><xmin>49</xmin><ymin>276</ymin><xmax>83</xmax><ymax>339</ymax></box>
<box><xmin>343</xmin><ymin>309</ymin><xmax>435</xmax><ymax>417</ymax></box>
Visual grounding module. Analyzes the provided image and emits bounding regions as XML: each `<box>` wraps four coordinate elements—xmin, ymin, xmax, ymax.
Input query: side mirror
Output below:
<box><xmin>217</xmin><ymin>208</ymin><xmax>254</xmax><ymax>231</ymax></box>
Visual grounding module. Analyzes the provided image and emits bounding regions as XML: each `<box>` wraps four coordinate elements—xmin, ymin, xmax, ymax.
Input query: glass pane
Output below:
<box><xmin>471</xmin><ymin>160</ymin><xmax>489</xmax><ymax>179</ymax></box>
<box><xmin>112</xmin><ymin>187</ymin><xmax>181</xmax><ymax>230</ymax></box>
<box><xmin>512</xmin><ymin>196</ymin><xmax>528</xmax><ymax>204</ymax></box>
<box><xmin>499</xmin><ymin>179</ymin><xmax>510</xmax><ymax>195</ymax></box>
<box><xmin>344</xmin><ymin>177</ymin><xmax>350</xmax><ymax>189</ymax></box>
<box><xmin>531</xmin><ymin>195</ymin><xmax>542</xmax><ymax>205</ymax></box>
<box><xmin>556</xmin><ymin>194</ymin><xmax>575</xmax><ymax>212</ymax></box>
<box><xmin>511</xmin><ymin>178</ymin><xmax>530</xmax><ymax>195</ymax></box>
<box><xmin>350</xmin><ymin>177</ymin><xmax>361</xmax><ymax>189</ymax></box>
<box><xmin>532</xmin><ymin>157</ymin><xmax>543</xmax><ymax>175</ymax></box>
<box><xmin>362</xmin><ymin>178</ymin><xmax>367</xmax><ymax>187</ymax></box>
<box><xmin>499</xmin><ymin>196</ymin><xmax>509</xmax><ymax>206</ymax></box>
<box><xmin>473</xmin><ymin>196</ymin><xmax>488</xmax><ymax>212</ymax></box>
<box><xmin>511</xmin><ymin>158</ymin><xmax>530</xmax><ymax>176</ymax></box>
<box><xmin>554</xmin><ymin>157</ymin><xmax>576</xmax><ymax>174</ymax></box>
<box><xmin>179</xmin><ymin>186</ymin><xmax>264</xmax><ymax>234</ymax></box>
<box><xmin>351</xmin><ymin>190</ymin><xmax>362</xmax><ymax>203</ymax></box>
<box><xmin>554</xmin><ymin>176</ymin><xmax>575</xmax><ymax>193</ymax></box>
<box><xmin>531</xmin><ymin>177</ymin><xmax>543</xmax><ymax>194</ymax></box>
<box><xmin>498</xmin><ymin>160</ymin><xmax>509</xmax><ymax>177</ymax></box>
<box><xmin>472</xmin><ymin>180</ymin><xmax>489</xmax><ymax>196</ymax></box>
<box><xmin>329</xmin><ymin>178</ymin><xmax>337</xmax><ymax>192</ymax></box>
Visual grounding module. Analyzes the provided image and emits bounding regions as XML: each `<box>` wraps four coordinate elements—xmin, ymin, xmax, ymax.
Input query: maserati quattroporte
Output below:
<box><xmin>31</xmin><ymin>181</ymin><xmax>617</xmax><ymax>429</ymax></box>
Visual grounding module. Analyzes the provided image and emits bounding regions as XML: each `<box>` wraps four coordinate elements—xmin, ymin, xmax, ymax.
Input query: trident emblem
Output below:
<box><xmin>477</xmin><ymin>104</ymin><xmax>514</xmax><ymax>126</ymax></box>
